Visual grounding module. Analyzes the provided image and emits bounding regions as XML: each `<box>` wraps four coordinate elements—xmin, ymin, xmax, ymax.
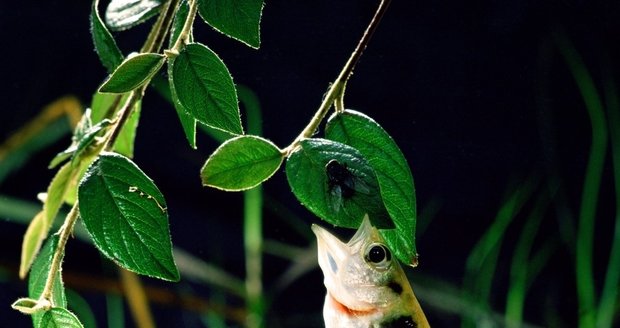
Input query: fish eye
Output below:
<box><xmin>365</xmin><ymin>243</ymin><xmax>392</xmax><ymax>269</ymax></box>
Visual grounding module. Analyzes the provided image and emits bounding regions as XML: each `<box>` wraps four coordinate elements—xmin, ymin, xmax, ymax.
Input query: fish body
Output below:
<box><xmin>312</xmin><ymin>215</ymin><xmax>430</xmax><ymax>328</ymax></box>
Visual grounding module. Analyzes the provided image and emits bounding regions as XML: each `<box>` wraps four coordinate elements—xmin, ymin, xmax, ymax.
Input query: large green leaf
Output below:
<box><xmin>91</xmin><ymin>0</ymin><xmax>124</xmax><ymax>73</ymax></box>
<box><xmin>286</xmin><ymin>138</ymin><xmax>393</xmax><ymax>229</ymax></box>
<box><xmin>105</xmin><ymin>0</ymin><xmax>163</xmax><ymax>31</ymax></box>
<box><xmin>91</xmin><ymin>92</ymin><xmax>142</xmax><ymax>158</ymax></box>
<box><xmin>201</xmin><ymin>135</ymin><xmax>283</xmax><ymax>191</ymax></box>
<box><xmin>196</xmin><ymin>0</ymin><xmax>263</xmax><ymax>49</ymax></box>
<box><xmin>29</xmin><ymin>235</ymin><xmax>66</xmax><ymax>325</ymax></box>
<box><xmin>78</xmin><ymin>152</ymin><xmax>179</xmax><ymax>281</ymax></box>
<box><xmin>99</xmin><ymin>53</ymin><xmax>165</xmax><ymax>93</ymax></box>
<box><xmin>38</xmin><ymin>307</ymin><xmax>84</xmax><ymax>328</ymax></box>
<box><xmin>325</xmin><ymin>109</ymin><xmax>418</xmax><ymax>265</ymax></box>
<box><xmin>170</xmin><ymin>43</ymin><xmax>243</xmax><ymax>135</ymax></box>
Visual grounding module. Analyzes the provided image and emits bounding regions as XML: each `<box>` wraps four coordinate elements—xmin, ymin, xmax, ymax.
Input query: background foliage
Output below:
<box><xmin>1</xmin><ymin>0</ymin><xmax>620</xmax><ymax>327</ymax></box>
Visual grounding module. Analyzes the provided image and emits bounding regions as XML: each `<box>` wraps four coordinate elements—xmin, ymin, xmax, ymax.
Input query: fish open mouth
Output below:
<box><xmin>327</xmin><ymin>292</ymin><xmax>377</xmax><ymax>316</ymax></box>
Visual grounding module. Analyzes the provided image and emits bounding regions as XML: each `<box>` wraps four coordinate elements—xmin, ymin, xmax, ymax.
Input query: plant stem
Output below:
<box><xmin>241</xmin><ymin>86</ymin><xmax>265</xmax><ymax>328</ymax></box>
<box><xmin>141</xmin><ymin>0</ymin><xmax>179</xmax><ymax>54</ymax></box>
<box><xmin>285</xmin><ymin>0</ymin><xmax>391</xmax><ymax>154</ymax></box>
<box><xmin>169</xmin><ymin>0</ymin><xmax>198</xmax><ymax>55</ymax></box>
<box><xmin>40</xmin><ymin>202</ymin><xmax>79</xmax><ymax>303</ymax></box>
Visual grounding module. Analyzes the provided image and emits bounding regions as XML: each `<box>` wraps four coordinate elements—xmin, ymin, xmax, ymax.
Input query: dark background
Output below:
<box><xmin>1</xmin><ymin>0</ymin><xmax>619</xmax><ymax>327</ymax></box>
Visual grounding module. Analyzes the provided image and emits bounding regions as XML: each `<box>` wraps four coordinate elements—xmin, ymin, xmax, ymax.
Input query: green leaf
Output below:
<box><xmin>167</xmin><ymin>60</ymin><xmax>197</xmax><ymax>148</ymax></box>
<box><xmin>20</xmin><ymin>161</ymin><xmax>74</xmax><ymax>279</ymax></box>
<box><xmin>78</xmin><ymin>152</ymin><xmax>179</xmax><ymax>281</ymax></box>
<box><xmin>29</xmin><ymin>235</ymin><xmax>66</xmax><ymax>325</ymax></box>
<box><xmin>71</xmin><ymin>119</ymin><xmax>112</xmax><ymax>166</ymax></box>
<box><xmin>50</xmin><ymin>108</ymin><xmax>112</xmax><ymax>170</ymax></box>
<box><xmin>91</xmin><ymin>93</ymin><xmax>142</xmax><ymax>158</ymax></box>
<box><xmin>196</xmin><ymin>0</ymin><xmax>263</xmax><ymax>48</ymax></box>
<box><xmin>169</xmin><ymin>0</ymin><xmax>191</xmax><ymax>49</ymax></box>
<box><xmin>325</xmin><ymin>109</ymin><xmax>418</xmax><ymax>265</ymax></box>
<box><xmin>285</xmin><ymin>138</ymin><xmax>393</xmax><ymax>229</ymax></box>
<box><xmin>11</xmin><ymin>297</ymin><xmax>40</xmax><ymax>314</ymax></box>
<box><xmin>99</xmin><ymin>53</ymin><xmax>165</xmax><ymax>93</ymax></box>
<box><xmin>19</xmin><ymin>211</ymin><xmax>47</xmax><ymax>279</ymax></box>
<box><xmin>201</xmin><ymin>135</ymin><xmax>283</xmax><ymax>191</ymax></box>
<box><xmin>170</xmin><ymin>43</ymin><xmax>243</xmax><ymax>135</ymax></box>
<box><xmin>91</xmin><ymin>0</ymin><xmax>124</xmax><ymax>73</ymax></box>
<box><xmin>44</xmin><ymin>163</ymin><xmax>74</xmax><ymax>225</ymax></box>
<box><xmin>105</xmin><ymin>0</ymin><xmax>162</xmax><ymax>31</ymax></box>
<box><xmin>39</xmin><ymin>307</ymin><xmax>84</xmax><ymax>328</ymax></box>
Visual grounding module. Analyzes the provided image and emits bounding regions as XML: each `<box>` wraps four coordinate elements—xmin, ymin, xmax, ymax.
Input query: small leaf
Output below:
<box><xmin>91</xmin><ymin>92</ymin><xmax>142</xmax><ymax>157</ymax></box>
<box><xmin>169</xmin><ymin>0</ymin><xmax>191</xmax><ymax>49</ymax></box>
<box><xmin>286</xmin><ymin>138</ymin><xmax>393</xmax><ymax>228</ymax></box>
<box><xmin>167</xmin><ymin>61</ymin><xmax>197</xmax><ymax>148</ymax></box>
<box><xmin>44</xmin><ymin>163</ymin><xmax>74</xmax><ymax>225</ymax></box>
<box><xmin>19</xmin><ymin>211</ymin><xmax>47</xmax><ymax>279</ymax></box>
<box><xmin>78</xmin><ymin>152</ymin><xmax>179</xmax><ymax>281</ymax></box>
<box><xmin>29</xmin><ymin>235</ymin><xmax>66</xmax><ymax>325</ymax></box>
<box><xmin>326</xmin><ymin>109</ymin><xmax>418</xmax><ymax>264</ymax></box>
<box><xmin>91</xmin><ymin>0</ymin><xmax>124</xmax><ymax>73</ymax></box>
<box><xmin>11</xmin><ymin>298</ymin><xmax>41</xmax><ymax>314</ymax></box>
<box><xmin>106</xmin><ymin>0</ymin><xmax>163</xmax><ymax>31</ymax></box>
<box><xmin>170</xmin><ymin>43</ymin><xmax>243</xmax><ymax>135</ymax></box>
<box><xmin>39</xmin><ymin>307</ymin><xmax>84</xmax><ymax>328</ymax></box>
<box><xmin>71</xmin><ymin>119</ymin><xmax>112</xmax><ymax>166</ymax></box>
<box><xmin>197</xmin><ymin>0</ymin><xmax>264</xmax><ymax>48</ymax></box>
<box><xmin>201</xmin><ymin>135</ymin><xmax>283</xmax><ymax>191</ymax></box>
<box><xmin>99</xmin><ymin>53</ymin><xmax>165</xmax><ymax>93</ymax></box>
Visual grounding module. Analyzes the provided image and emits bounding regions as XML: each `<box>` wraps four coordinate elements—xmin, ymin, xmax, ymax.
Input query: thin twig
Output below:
<box><xmin>284</xmin><ymin>0</ymin><xmax>392</xmax><ymax>154</ymax></box>
<box><xmin>40</xmin><ymin>202</ymin><xmax>79</xmax><ymax>304</ymax></box>
<box><xmin>169</xmin><ymin>0</ymin><xmax>198</xmax><ymax>55</ymax></box>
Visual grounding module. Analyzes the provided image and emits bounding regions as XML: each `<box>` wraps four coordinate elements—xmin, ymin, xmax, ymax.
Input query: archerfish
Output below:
<box><xmin>312</xmin><ymin>215</ymin><xmax>430</xmax><ymax>327</ymax></box>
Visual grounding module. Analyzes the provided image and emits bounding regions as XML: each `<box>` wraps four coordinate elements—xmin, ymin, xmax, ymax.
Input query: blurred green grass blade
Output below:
<box><xmin>0</xmin><ymin>119</ymin><xmax>70</xmax><ymax>185</ymax></box>
<box><xmin>0</xmin><ymin>195</ymin><xmax>40</xmax><ymax>220</ymax></box>
<box><xmin>597</xmin><ymin>56</ymin><xmax>620</xmax><ymax>328</ymax></box>
<box><xmin>240</xmin><ymin>85</ymin><xmax>266</xmax><ymax>328</ymax></box>
<box><xmin>505</xmin><ymin>186</ymin><xmax>552</xmax><ymax>327</ymax></box>
<box><xmin>553</xmin><ymin>28</ymin><xmax>608</xmax><ymax>328</ymax></box>
<box><xmin>66</xmin><ymin>289</ymin><xmax>98</xmax><ymax>328</ymax></box>
<box><xmin>463</xmin><ymin>177</ymin><xmax>537</xmax><ymax>325</ymax></box>
<box><xmin>106</xmin><ymin>294</ymin><xmax>125</xmax><ymax>328</ymax></box>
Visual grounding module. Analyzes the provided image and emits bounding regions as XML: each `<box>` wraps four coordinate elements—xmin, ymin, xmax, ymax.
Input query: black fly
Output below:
<box><xmin>325</xmin><ymin>160</ymin><xmax>369</xmax><ymax>213</ymax></box>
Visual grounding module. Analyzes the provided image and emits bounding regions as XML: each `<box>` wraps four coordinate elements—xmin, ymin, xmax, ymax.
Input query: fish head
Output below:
<box><xmin>312</xmin><ymin>214</ymin><xmax>408</xmax><ymax>312</ymax></box>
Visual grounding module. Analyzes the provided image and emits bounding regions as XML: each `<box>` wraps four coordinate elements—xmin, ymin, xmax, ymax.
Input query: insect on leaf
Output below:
<box><xmin>326</xmin><ymin>109</ymin><xmax>418</xmax><ymax>265</ymax></box>
<box><xmin>286</xmin><ymin>138</ymin><xmax>393</xmax><ymax>229</ymax></box>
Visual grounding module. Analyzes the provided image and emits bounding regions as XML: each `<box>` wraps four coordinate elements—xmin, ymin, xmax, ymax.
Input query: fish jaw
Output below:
<box><xmin>312</xmin><ymin>223</ymin><xmax>376</xmax><ymax>312</ymax></box>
